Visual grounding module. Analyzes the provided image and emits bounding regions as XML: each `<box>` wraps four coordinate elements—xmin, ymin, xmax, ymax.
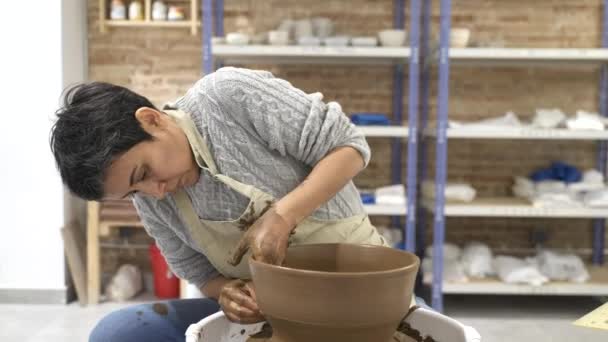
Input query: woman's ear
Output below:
<box><xmin>135</xmin><ymin>107</ymin><xmax>164</xmax><ymax>134</ymax></box>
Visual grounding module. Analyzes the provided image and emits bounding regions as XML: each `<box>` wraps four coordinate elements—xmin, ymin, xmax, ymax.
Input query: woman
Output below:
<box><xmin>51</xmin><ymin>67</ymin><xmax>397</xmax><ymax>342</ymax></box>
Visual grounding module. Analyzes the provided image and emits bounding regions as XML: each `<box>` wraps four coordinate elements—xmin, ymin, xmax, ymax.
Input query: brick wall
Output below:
<box><xmin>88</xmin><ymin>0</ymin><xmax>607</xmax><ymax>268</ymax></box>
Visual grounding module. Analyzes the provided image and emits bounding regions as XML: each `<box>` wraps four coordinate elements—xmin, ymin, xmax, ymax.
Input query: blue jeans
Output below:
<box><xmin>89</xmin><ymin>298</ymin><xmax>220</xmax><ymax>342</ymax></box>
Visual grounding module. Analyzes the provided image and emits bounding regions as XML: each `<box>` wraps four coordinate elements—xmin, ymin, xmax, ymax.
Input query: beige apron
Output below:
<box><xmin>167</xmin><ymin>109</ymin><xmax>388</xmax><ymax>279</ymax></box>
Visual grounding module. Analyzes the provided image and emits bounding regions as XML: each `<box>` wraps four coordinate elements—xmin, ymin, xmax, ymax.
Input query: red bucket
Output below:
<box><xmin>149</xmin><ymin>243</ymin><xmax>180</xmax><ymax>299</ymax></box>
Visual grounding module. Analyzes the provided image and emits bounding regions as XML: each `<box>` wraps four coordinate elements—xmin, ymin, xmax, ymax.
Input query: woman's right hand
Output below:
<box><xmin>219</xmin><ymin>279</ymin><xmax>265</xmax><ymax>324</ymax></box>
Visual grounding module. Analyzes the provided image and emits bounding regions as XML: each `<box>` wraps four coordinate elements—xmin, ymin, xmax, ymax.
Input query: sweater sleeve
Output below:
<box><xmin>207</xmin><ymin>67</ymin><xmax>371</xmax><ymax>167</ymax></box>
<box><xmin>132</xmin><ymin>197</ymin><xmax>220</xmax><ymax>288</ymax></box>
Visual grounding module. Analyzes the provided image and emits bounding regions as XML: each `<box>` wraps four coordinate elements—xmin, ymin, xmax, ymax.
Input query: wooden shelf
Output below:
<box><xmin>105</xmin><ymin>20</ymin><xmax>196</xmax><ymax>28</ymax></box>
<box><xmin>99</xmin><ymin>0</ymin><xmax>199</xmax><ymax>35</ymax></box>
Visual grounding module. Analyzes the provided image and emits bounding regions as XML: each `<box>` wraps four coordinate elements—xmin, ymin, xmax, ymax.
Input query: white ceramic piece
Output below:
<box><xmin>323</xmin><ymin>35</ymin><xmax>350</xmax><ymax>47</ymax></box>
<box><xmin>277</xmin><ymin>19</ymin><xmax>295</xmax><ymax>40</ymax></box>
<box><xmin>128</xmin><ymin>0</ymin><xmax>144</xmax><ymax>20</ymax></box>
<box><xmin>351</xmin><ymin>36</ymin><xmax>378</xmax><ymax>47</ymax></box>
<box><xmin>110</xmin><ymin>0</ymin><xmax>127</xmax><ymax>20</ymax></box>
<box><xmin>152</xmin><ymin>1</ymin><xmax>168</xmax><ymax>21</ymax></box>
<box><xmin>450</xmin><ymin>28</ymin><xmax>471</xmax><ymax>48</ymax></box>
<box><xmin>294</xmin><ymin>19</ymin><xmax>313</xmax><ymax>41</ymax></box>
<box><xmin>211</xmin><ymin>37</ymin><xmax>226</xmax><ymax>45</ymax></box>
<box><xmin>167</xmin><ymin>6</ymin><xmax>186</xmax><ymax>21</ymax></box>
<box><xmin>297</xmin><ymin>36</ymin><xmax>321</xmax><ymax>46</ymax></box>
<box><xmin>378</xmin><ymin>29</ymin><xmax>407</xmax><ymax>47</ymax></box>
<box><xmin>268</xmin><ymin>30</ymin><xmax>290</xmax><ymax>45</ymax></box>
<box><xmin>312</xmin><ymin>17</ymin><xmax>334</xmax><ymax>38</ymax></box>
<box><xmin>250</xmin><ymin>32</ymin><xmax>267</xmax><ymax>45</ymax></box>
<box><xmin>226</xmin><ymin>33</ymin><xmax>250</xmax><ymax>46</ymax></box>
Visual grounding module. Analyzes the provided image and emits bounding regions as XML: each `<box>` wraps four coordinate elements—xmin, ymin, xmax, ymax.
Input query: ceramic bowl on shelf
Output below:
<box><xmin>378</xmin><ymin>29</ymin><xmax>407</xmax><ymax>47</ymax></box>
<box><xmin>323</xmin><ymin>35</ymin><xmax>350</xmax><ymax>47</ymax></box>
<box><xmin>226</xmin><ymin>32</ymin><xmax>250</xmax><ymax>45</ymax></box>
<box><xmin>297</xmin><ymin>36</ymin><xmax>321</xmax><ymax>46</ymax></box>
<box><xmin>268</xmin><ymin>30</ymin><xmax>290</xmax><ymax>45</ymax></box>
<box><xmin>167</xmin><ymin>6</ymin><xmax>185</xmax><ymax>21</ymax></box>
<box><xmin>351</xmin><ymin>36</ymin><xmax>378</xmax><ymax>47</ymax></box>
<box><xmin>312</xmin><ymin>17</ymin><xmax>334</xmax><ymax>38</ymax></box>
<box><xmin>277</xmin><ymin>19</ymin><xmax>295</xmax><ymax>40</ymax></box>
<box><xmin>211</xmin><ymin>36</ymin><xmax>225</xmax><ymax>45</ymax></box>
<box><xmin>294</xmin><ymin>19</ymin><xmax>314</xmax><ymax>41</ymax></box>
<box><xmin>250</xmin><ymin>32</ymin><xmax>267</xmax><ymax>45</ymax></box>
<box><xmin>450</xmin><ymin>28</ymin><xmax>471</xmax><ymax>48</ymax></box>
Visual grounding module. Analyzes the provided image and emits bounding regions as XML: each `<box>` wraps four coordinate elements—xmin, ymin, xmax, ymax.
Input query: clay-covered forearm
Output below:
<box><xmin>200</xmin><ymin>274</ymin><xmax>232</xmax><ymax>300</ymax></box>
<box><xmin>275</xmin><ymin>146</ymin><xmax>366</xmax><ymax>227</ymax></box>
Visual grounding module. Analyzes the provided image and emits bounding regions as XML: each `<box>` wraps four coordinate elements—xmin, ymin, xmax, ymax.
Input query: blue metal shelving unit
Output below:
<box><xmin>593</xmin><ymin>1</ymin><xmax>608</xmax><ymax>266</ymax></box>
<box><xmin>426</xmin><ymin>0</ymin><xmax>608</xmax><ymax>311</ymax></box>
<box><xmin>431</xmin><ymin>0</ymin><xmax>452</xmax><ymax>313</ymax></box>
<box><xmin>405</xmin><ymin>0</ymin><xmax>422</xmax><ymax>253</ymax></box>
<box><xmin>416</xmin><ymin>0</ymin><xmax>432</xmax><ymax>263</ymax></box>
<box><xmin>201</xmin><ymin>0</ymin><xmax>423</xmax><ymax>254</ymax></box>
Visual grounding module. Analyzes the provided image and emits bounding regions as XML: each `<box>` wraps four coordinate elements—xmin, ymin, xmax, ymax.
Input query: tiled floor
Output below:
<box><xmin>0</xmin><ymin>295</ymin><xmax>605</xmax><ymax>342</ymax></box>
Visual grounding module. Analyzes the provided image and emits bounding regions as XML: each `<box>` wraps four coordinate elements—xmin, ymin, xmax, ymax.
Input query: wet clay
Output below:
<box><xmin>237</xmin><ymin>200</ymin><xmax>273</xmax><ymax>231</ymax></box>
<box><xmin>394</xmin><ymin>307</ymin><xmax>437</xmax><ymax>342</ymax></box>
<box><xmin>248</xmin><ymin>244</ymin><xmax>420</xmax><ymax>342</ymax></box>
<box><xmin>246</xmin><ymin>323</ymin><xmax>273</xmax><ymax>341</ymax></box>
<box><xmin>152</xmin><ymin>303</ymin><xmax>169</xmax><ymax>316</ymax></box>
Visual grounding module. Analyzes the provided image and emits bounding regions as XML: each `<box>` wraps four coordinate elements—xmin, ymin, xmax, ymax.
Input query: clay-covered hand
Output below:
<box><xmin>229</xmin><ymin>206</ymin><xmax>296</xmax><ymax>266</ymax></box>
<box><xmin>219</xmin><ymin>279</ymin><xmax>265</xmax><ymax>324</ymax></box>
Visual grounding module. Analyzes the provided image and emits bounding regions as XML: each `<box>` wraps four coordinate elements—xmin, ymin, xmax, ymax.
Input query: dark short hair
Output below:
<box><xmin>50</xmin><ymin>82</ymin><xmax>155</xmax><ymax>200</ymax></box>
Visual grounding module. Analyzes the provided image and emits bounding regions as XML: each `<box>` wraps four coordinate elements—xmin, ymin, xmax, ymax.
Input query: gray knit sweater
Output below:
<box><xmin>132</xmin><ymin>67</ymin><xmax>371</xmax><ymax>287</ymax></box>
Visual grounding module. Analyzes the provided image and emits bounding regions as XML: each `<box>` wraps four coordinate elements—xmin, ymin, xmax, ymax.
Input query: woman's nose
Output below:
<box><xmin>141</xmin><ymin>180</ymin><xmax>167</xmax><ymax>199</ymax></box>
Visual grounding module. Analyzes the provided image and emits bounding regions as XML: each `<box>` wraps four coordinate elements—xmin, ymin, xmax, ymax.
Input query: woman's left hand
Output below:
<box><xmin>228</xmin><ymin>206</ymin><xmax>296</xmax><ymax>266</ymax></box>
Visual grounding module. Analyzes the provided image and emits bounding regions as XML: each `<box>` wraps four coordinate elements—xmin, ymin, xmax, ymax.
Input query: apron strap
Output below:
<box><xmin>174</xmin><ymin>189</ymin><xmax>209</xmax><ymax>235</ymax></box>
<box><xmin>165</xmin><ymin>109</ymin><xmax>273</xmax><ymax>201</ymax></box>
<box><xmin>165</xmin><ymin>109</ymin><xmax>219</xmax><ymax>175</ymax></box>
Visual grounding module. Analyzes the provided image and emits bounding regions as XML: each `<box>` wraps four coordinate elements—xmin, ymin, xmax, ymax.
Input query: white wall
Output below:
<box><xmin>0</xmin><ymin>0</ymin><xmax>86</xmax><ymax>295</ymax></box>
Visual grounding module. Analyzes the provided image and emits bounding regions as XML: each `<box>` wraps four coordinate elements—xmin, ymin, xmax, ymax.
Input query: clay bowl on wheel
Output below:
<box><xmin>249</xmin><ymin>243</ymin><xmax>420</xmax><ymax>342</ymax></box>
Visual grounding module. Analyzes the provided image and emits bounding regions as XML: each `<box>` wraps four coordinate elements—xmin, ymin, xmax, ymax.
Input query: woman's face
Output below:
<box><xmin>102</xmin><ymin>107</ymin><xmax>200</xmax><ymax>200</ymax></box>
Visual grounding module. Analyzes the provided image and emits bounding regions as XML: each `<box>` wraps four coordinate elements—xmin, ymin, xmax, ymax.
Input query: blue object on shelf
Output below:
<box><xmin>360</xmin><ymin>193</ymin><xmax>376</xmax><ymax>204</ymax></box>
<box><xmin>395</xmin><ymin>240</ymin><xmax>406</xmax><ymax>250</ymax></box>
<box><xmin>351</xmin><ymin>113</ymin><xmax>391</xmax><ymax>126</ymax></box>
<box><xmin>530</xmin><ymin>161</ymin><xmax>582</xmax><ymax>183</ymax></box>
